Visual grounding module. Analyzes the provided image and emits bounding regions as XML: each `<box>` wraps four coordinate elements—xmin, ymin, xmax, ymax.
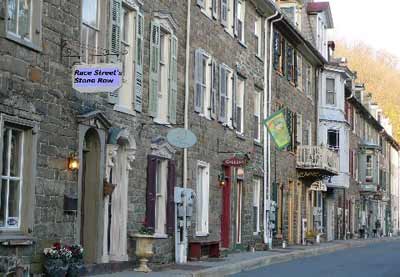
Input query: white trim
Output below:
<box><xmin>195</xmin><ymin>160</ymin><xmax>210</xmax><ymax>235</ymax></box>
<box><xmin>153</xmin><ymin>233</ymin><xmax>168</xmax><ymax>239</ymax></box>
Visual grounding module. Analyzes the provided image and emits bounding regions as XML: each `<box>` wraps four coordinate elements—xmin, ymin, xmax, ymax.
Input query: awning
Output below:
<box><xmin>310</xmin><ymin>181</ymin><xmax>327</xmax><ymax>192</ymax></box>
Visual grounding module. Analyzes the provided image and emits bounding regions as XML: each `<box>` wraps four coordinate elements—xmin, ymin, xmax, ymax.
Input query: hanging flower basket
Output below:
<box><xmin>103</xmin><ymin>179</ymin><xmax>117</xmax><ymax>197</ymax></box>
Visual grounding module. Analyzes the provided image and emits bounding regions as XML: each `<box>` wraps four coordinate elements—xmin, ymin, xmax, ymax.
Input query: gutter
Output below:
<box><xmin>264</xmin><ymin>11</ymin><xmax>282</xmax><ymax>248</ymax></box>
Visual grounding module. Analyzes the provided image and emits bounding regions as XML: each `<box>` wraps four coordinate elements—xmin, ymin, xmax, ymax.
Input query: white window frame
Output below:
<box><xmin>195</xmin><ymin>50</ymin><xmax>212</xmax><ymax>119</ymax></box>
<box><xmin>155</xmin><ymin>159</ymin><xmax>168</xmax><ymax>235</ymax></box>
<box><xmin>115</xmin><ymin>4</ymin><xmax>137</xmax><ymax>114</ymax></box>
<box><xmin>327</xmin><ymin>129</ymin><xmax>339</xmax><ymax>151</ymax></box>
<box><xmin>296</xmin><ymin>113</ymin><xmax>303</xmax><ymax>146</ymax></box>
<box><xmin>366</xmin><ymin>155</ymin><xmax>373</xmax><ymax>182</ymax></box>
<box><xmin>253</xmin><ymin>178</ymin><xmax>261</xmax><ymax>235</ymax></box>
<box><xmin>221</xmin><ymin>65</ymin><xmax>234</xmax><ymax>127</ymax></box>
<box><xmin>236</xmin><ymin>77</ymin><xmax>245</xmax><ymax>134</ymax></box>
<box><xmin>3</xmin><ymin>0</ymin><xmax>42</xmax><ymax>51</ymax></box>
<box><xmin>81</xmin><ymin>0</ymin><xmax>100</xmax><ymax>64</ymax></box>
<box><xmin>254</xmin><ymin>15</ymin><xmax>262</xmax><ymax>59</ymax></box>
<box><xmin>237</xmin><ymin>0</ymin><xmax>245</xmax><ymax>43</ymax></box>
<box><xmin>199</xmin><ymin>0</ymin><xmax>215</xmax><ymax>19</ymax></box>
<box><xmin>0</xmin><ymin>126</ymin><xmax>24</xmax><ymax>230</ymax></box>
<box><xmin>253</xmin><ymin>91</ymin><xmax>261</xmax><ymax>142</ymax></box>
<box><xmin>196</xmin><ymin>161</ymin><xmax>210</xmax><ymax>236</ymax></box>
<box><xmin>326</xmin><ymin>78</ymin><xmax>336</xmax><ymax>106</ymax></box>
<box><xmin>155</xmin><ymin>27</ymin><xmax>171</xmax><ymax>124</ymax></box>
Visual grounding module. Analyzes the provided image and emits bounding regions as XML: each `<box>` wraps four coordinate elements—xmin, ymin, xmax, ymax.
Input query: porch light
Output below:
<box><xmin>218</xmin><ymin>173</ymin><xmax>226</xmax><ymax>187</ymax></box>
<box><xmin>237</xmin><ymin>168</ymin><xmax>244</xmax><ymax>180</ymax></box>
<box><xmin>68</xmin><ymin>153</ymin><xmax>79</xmax><ymax>170</ymax></box>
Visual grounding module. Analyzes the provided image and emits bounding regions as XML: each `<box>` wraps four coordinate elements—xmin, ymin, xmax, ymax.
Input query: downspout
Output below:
<box><xmin>263</xmin><ymin>11</ymin><xmax>282</xmax><ymax>247</ymax></box>
<box><xmin>184</xmin><ymin>0</ymin><xmax>191</xmax><ymax>189</ymax></box>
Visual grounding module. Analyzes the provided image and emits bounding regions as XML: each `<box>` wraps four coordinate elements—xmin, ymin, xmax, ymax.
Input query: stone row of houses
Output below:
<box><xmin>0</xmin><ymin>0</ymin><xmax>399</xmax><ymax>275</ymax></box>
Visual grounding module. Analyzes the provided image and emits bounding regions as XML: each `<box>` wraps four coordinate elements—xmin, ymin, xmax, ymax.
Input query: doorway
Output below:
<box><xmin>81</xmin><ymin>129</ymin><xmax>101</xmax><ymax>263</ymax></box>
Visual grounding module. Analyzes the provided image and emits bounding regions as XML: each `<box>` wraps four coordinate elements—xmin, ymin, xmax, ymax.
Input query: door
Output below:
<box><xmin>81</xmin><ymin>129</ymin><xmax>101</xmax><ymax>263</ymax></box>
<box><xmin>326</xmin><ymin>199</ymin><xmax>334</xmax><ymax>241</ymax></box>
<box><xmin>109</xmin><ymin>145</ymin><xmax>129</xmax><ymax>261</ymax></box>
<box><xmin>221</xmin><ymin>166</ymin><xmax>231</xmax><ymax>248</ymax></box>
<box><xmin>288</xmin><ymin>181</ymin><xmax>294</xmax><ymax>244</ymax></box>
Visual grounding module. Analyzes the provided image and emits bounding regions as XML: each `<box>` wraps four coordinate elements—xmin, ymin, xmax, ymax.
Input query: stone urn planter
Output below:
<box><xmin>44</xmin><ymin>259</ymin><xmax>69</xmax><ymax>277</ymax></box>
<box><xmin>130</xmin><ymin>233</ymin><xmax>156</xmax><ymax>273</ymax></box>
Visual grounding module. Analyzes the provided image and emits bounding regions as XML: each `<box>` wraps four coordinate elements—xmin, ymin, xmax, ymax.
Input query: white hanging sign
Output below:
<box><xmin>72</xmin><ymin>63</ymin><xmax>122</xmax><ymax>93</ymax></box>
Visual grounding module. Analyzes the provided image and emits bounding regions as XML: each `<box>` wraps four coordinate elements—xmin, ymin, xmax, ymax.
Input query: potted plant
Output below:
<box><xmin>43</xmin><ymin>243</ymin><xmax>70</xmax><ymax>277</ymax></box>
<box><xmin>129</xmin><ymin>219</ymin><xmax>156</xmax><ymax>273</ymax></box>
<box><xmin>67</xmin><ymin>244</ymin><xmax>84</xmax><ymax>277</ymax></box>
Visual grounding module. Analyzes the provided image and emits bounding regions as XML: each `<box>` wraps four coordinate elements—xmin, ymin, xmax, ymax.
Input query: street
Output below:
<box><xmin>232</xmin><ymin>240</ymin><xmax>400</xmax><ymax>277</ymax></box>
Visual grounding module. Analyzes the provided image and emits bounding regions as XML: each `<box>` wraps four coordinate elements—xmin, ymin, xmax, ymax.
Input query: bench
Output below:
<box><xmin>189</xmin><ymin>241</ymin><xmax>220</xmax><ymax>260</ymax></box>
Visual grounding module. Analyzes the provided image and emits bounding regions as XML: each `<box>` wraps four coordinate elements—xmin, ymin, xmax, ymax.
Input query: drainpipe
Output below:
<box><xmin>264</xmin><ymin>11</ymin><xmax>282</xmax><ymax>248</ymax></box>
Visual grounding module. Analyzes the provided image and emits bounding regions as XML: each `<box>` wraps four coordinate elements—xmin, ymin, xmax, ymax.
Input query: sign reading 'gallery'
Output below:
<box><xmin>72</xmin><ymin>63</ymin><xmax>122</xmax><ymax>93</ymax></box>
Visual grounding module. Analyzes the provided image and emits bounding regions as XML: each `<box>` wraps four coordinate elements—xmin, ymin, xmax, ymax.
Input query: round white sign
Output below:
<box><xmin>167</xmin><ymin>128</ymin><xmax>197</xmax><ymax>149</ymax></box>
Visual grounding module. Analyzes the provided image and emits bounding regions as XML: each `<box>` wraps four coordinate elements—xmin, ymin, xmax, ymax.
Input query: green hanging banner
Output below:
<box><xmin>263</xmin><ymin>109</ymin><xmax>290</xmax><ymax>150</ymax></box>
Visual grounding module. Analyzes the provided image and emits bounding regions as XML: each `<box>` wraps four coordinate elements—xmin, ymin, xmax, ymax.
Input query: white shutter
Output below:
<box><xmin>203</xmin><ymin>166</ymin><xmax>210</xmax><ymax>233</ymax></box>
<box><xmin>149</xmin><ymin>21</ymin><xmax>161</xmax><ymax>117</ymax></box>
<box><xmin>212</xmin><ymin>0</ymin><xmax>218</xmax><ymax>19</ymax></box>
<box><xmin>233</xmin><ymin>0</ymin><xmax>238</xmax><ymax>36</ymax></box>
<box><xmin>194</xmin><ymin>49</ymin><xmax>204</xmax><ymax>113</ymax></box>
<box><xmin>297</xmin><ymin>114</ymin><xmax>303</xmax><ymax>145</ymax></box>
<box><xmin>134</xmin><ymin>11</ymin><xmax>144</xmax><ymax>112</ymax></box>
<box><xmin>197</xmin><ymin>0</ymin><xmax>205</xmax><ymax>8</ymax></box>
<box><xmin>231</xmin><ymin>73</ymin><xmax>237</xmax><ymax>128</ymax></box>
<box><xmin>108</xmin><ymin>0</ymin><xmax>122</xmax><ymax>104</ymax></box>
<box><xmin>168</xmin><ymin>35</ymin><xmax>178</xmax><ymax>124</ymax></box>
<box><xmin>219</xmin><ymin>65</ymin><xmax>227</xmax><ymax>122</ymax></box>
<box><xmin>210</xmin><ymin>60</ymin><xmax>218</xmax><ymax>119</ymax></box>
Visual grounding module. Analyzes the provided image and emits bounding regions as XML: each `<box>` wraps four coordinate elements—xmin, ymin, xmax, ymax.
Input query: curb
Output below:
<box><xmin>191</xmin><ymin>237</ymin><xmax>400</xmax><ymax>277</ymax></box>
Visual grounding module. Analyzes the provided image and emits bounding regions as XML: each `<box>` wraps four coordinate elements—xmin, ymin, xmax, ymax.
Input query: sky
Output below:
<box><xmin>328</xmin><ymin>0</ymin><xmax>400</xmax><ymax>61</ymax></box>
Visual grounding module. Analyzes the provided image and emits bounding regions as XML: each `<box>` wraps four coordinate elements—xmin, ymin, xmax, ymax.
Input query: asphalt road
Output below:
<box><xmin>232</xmin><ymin>240</ymin><xmax>400</xmax><ymax>277</ymax></box>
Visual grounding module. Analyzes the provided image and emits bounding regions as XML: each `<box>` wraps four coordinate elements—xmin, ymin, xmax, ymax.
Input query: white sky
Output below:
<box><xmin>328</xmin><ymin>0</ymin><xmax>400</xmax><ymax>61</ymax></box>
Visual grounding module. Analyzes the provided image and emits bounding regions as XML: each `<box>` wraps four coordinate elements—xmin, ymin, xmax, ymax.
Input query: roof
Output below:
<box><xmin>307</xmin><ymin>2</ymin><xmax>334</xmax><ymax>28</ymax></box>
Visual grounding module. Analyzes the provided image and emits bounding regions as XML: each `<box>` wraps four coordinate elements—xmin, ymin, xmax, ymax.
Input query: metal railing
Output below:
<box><xmin>296</xmin><ymin>145</ymin><xmax>339</xmax><ymax>174</ymax></box>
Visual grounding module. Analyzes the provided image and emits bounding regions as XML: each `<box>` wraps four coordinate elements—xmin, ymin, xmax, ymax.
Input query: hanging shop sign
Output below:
<box><xmin>263</xmin><ymin>109</ymin><xmax>290</xmax><ymax>150</ymax></box>
<box><xmin>223</xmin><ymin>157</ymin><xmax>247</xmax><ymax>167</ymax></box>
<box><xmin>72</xmin><ymin>63</ymin><xmax>122</xmax><ymax>93</ymax></box>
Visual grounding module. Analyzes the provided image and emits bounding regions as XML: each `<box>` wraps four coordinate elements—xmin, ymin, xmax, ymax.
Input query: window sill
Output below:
<box><xmin>236</xmin><ymin>132</ymin><xmax>246</xmax><ymax>140</ymax></box>
<box><xmin>224</xmin><ymin>29</ymin><xmax>235</xmax><ymax>39</ymax></box>
<box><xmin>255</xmin><ymin>55</ymin><xmax>264</xmax><ymax>63</ymax></box>
<box><xmin>253</xmin><ymin>140</ymin><xmax>263</xmax><ymax>147</ymax></box>
<box><xmin>5</xmin><ymin>32</ymin><xmax>42</xmax><ymax>52</ymax></box>
<box><xmin>195</xmin><ymin>232</ymin><xmax>209</xmax><ymax>237</ymax></box>
<box><xmin>198</xmin><ymin>113</ymin><xmax>212</xmax><ymax>121</ymax></box>
<box><xmin>200</xmin><ymin>9</ymin><xmax>213</xmax><ymax>21</ymax></box>
<box><xmin>238</xmin><ymin>40</ymin><xmax>247</xmax><ymax>49</ymax></box>
<box><xmin>0</xmin><ymin>233</ymin><xmax>34</xmax><ymax>246</ymax></box>
<box><xmin>114</xmin><ymin>105</ymin><xmax>136</xmax><ymax>116</ymax></box>
<box><xmin>153</xmin><ymin>119</ymin><xmax>172</xmax><ymax>127</ymax></box>
<box><xmin>153</xmin><ymin>233</ymin><xmax>168</xmax><ymax>239</ymax></box>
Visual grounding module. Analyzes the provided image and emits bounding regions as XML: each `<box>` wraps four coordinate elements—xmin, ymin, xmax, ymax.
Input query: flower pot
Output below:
<box><xmin>67</xmin><ymin>261</ymin><xmax>85</xmax><ymax>277</ymax></box>
<box><xmin>44</xmin><ymin>259</ymin><xmax>69</xmax><ymax>277</ymax></box>
<box><xmin>131</xmin><ymin>234</ymin><xmax>156</xmax><ymax>273</ymax></box>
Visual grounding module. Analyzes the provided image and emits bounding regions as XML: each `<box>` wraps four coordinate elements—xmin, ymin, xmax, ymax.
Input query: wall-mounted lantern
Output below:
<box><xmin>218</xmin><ymin>172</ymin><xmax>226</xmax><ymax>187</ymax></box>
<box><xmin>237</xmin><ymin>167</ymin><xmax>245</xmax><ymax>180</ymax></box>
<box><xmin>68</xmin><ymin>153</ymin><xmax>79</xmax><ymax>171</ymax></box>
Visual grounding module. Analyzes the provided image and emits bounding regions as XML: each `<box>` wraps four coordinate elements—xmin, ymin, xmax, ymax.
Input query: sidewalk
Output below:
<box><xmin>93</xmin><ymin>237</ymin><xmax>400</xmax><ymax>277</ymax></box>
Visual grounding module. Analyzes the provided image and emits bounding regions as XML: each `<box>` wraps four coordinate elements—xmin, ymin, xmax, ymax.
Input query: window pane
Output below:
<box><xmin>82</xmin><ymin>0</ymin><xmax>98</xmax><ymax>26</ymax></box>
<box><xmin>2</xmin><ymin>129</ymin><xmax>10</xmax><ymax>176</ymax></box>
<box><xmin>0</xmin><ymin>180</ymin><xmax>7</xmax><ymax>227</ymax></box>
<box><xmin>122</xmin><ymin>8</ymin><xmax>129</xmax><ymax>42</ymax></box>
<box><xmin>8</xmin><ymin>180</ymin><xmax>20</xmax><ymax>227</ymax></box>
<box><xmin>7</xmin><ymin>0</ymin><xmax>18</xmax><ymax>34</ymax></box>
<box><xmin>87</xmin><ymin>27</ymin><xmax>97</xmax><ymax>64</ymax></box>
<box><xmin>10</xmin><ymin>129</ymin><xmax>22</xmax><ymax>177</ymax></box>
<box><xmin>18</xmin><ymin>0</ymin><xmax>31</xmax><ymax>39</ymax></box>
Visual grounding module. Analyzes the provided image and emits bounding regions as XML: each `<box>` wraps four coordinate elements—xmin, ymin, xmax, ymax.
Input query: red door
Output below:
<box><xmin>221</xmin><ymin>166</ymin><xmax>231</xmax><ymax>248</ymax></box>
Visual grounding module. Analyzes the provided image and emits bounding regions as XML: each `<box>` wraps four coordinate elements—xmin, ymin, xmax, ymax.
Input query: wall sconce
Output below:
<box><xmin>218</xmin><ymin>173</ymin><xmax>226</xmax><ymax>187</ymax></box>
<box><xmin>68</xmin><ymin>153</ymin><xmax>79</xmax><ymax>171</ymax></box>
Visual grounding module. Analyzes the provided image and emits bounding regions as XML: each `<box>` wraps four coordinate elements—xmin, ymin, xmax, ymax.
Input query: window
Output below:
<box><xmin>196</xmin><ymin>161</ymin><xmax>210</xmax><ymax>236</ymax></box>
<box><xmin>279</xmin><ymin>3</ymin><xmax>301</xmax><ymax>30</ymax></box>
<box><xmin>297</xmin><ymin>54</ymin><xmax>303</xmax><ymax>91</ymax></box>
<box><xmin>253</xmin><ymin>91</ymin><xmax>261</xmax><ymax>141</ymax></box>
<box><xmin>0</xmin><ymin>115</ymin><xmax>37</xmax><ymax>233</ymax></box>
<box><xmin>155</xmin><ymin>159</ymin><xmax>168</xmax><ymax>234</ymax></box>
<box><xmin>366</xmin><ymin>155</ymin><xmax>373</xmax><ymax>182</ymax></box>
<box><xmin>197</xmin><ymin>0</ymin><xmax>217</xmax><ymax>19</ymax></box>
<box><xmin>286</xmin><ymin>44</ymin><xmax>297</xmax><ymax>84</ymax></box>
<box><xmin>194</xmin><ymin>50</ymin><xmax>217</xmax><ymax>119</ymax></box>
<box><xmin>81</xmin><ymin>0</ymin><xmax>99</xmax><ymax>64</ymax></box>
<box><xmin>112</xmin><ymin>5</ymin><xmax>142</xmax><ymax>113</ymax></box>
<box><xmin>303</xmin><ymin>62</ymin><xmax>312</xmax><ymax>97</ymax></box>
<box><xmin>237</xmin><ymin>0</ymin><xmax>245</xmax><ymax>43</ymax></box>
<box><xmin>273</xmin><ymin>32</ymin><xmax>286</xmax><ymax>74</ymax></box>
<box><xmin>3</xmin><ymin>0</ymin><xmax>42</xmax><ymax>50</ymax></box>
<box><xmin>326</xmin><ymin>78</ymin><xmax>336</xmax><ymax>106</ymax></box>
<box><xmin>218</xmin><ymin>65</ymin><xmax>234</xmax><ymax>127</ymax></box>
<box><xmin>285</xmin><ymin>109</ymin><xmax>297</xmax><ymax>152</ymax></box>
<box><xmin>254</xmin><ymin>15</ymin><xmax>262</xmax><ymax>58</ymax></box>
<box><xmin>296</xmin><ymin>114</ymin><xmax>302</xmax><ymax>146</ymax></box>
<box><xmin>148</xmin><ymin>18</ymin><xmax>178</xmax><ymax>124</ymax></box>
<box><xmin>235</xmin><ymin>77</ymin><xmax>245</xmax><ymax>134</ymax></box>
<box><xmin>327</xmin><ymin>129</ymin><xmax>339</xmax><ymax>150</ymax></box>
<box><xmin>253</xmin><ymin>178</ymin><xmax>261</xmax><ymax>234</ymax></box>
<box><xmin>304</xmin><ymin>120</ymin><xmax>312</xmax><ymax>146</ymax></box>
